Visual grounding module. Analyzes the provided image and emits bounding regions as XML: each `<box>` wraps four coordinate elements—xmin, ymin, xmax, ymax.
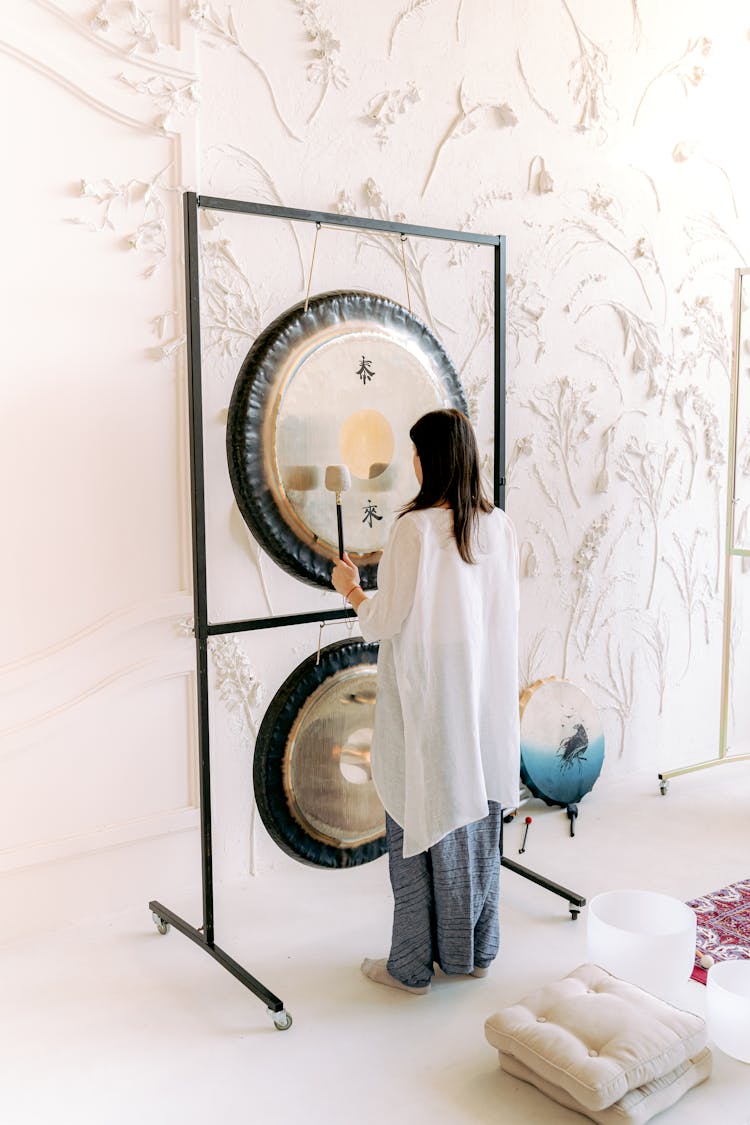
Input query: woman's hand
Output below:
<box><xmin>332</xmin><ymin>552</ymin><xmax>360</xmax><ymax>597</ymax></box>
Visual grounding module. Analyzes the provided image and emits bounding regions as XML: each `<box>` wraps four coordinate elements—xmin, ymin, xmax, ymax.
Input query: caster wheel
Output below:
<box><xmin>659</xmin><ymin>780</ymin><xmax>669</xmax><ymax>796</ymax></box>
<box><xmin>272</xmin><ymin>1009</ymin><xmax>293</xmax><ymax>1031</ymax></box>
<box><xmin>151</xmin><ymin>911</ymin><xmax>170</xmax><ymax>935</ymax></box>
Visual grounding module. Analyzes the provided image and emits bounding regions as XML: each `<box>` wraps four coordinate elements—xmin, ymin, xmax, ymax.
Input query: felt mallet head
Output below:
<box><xmin>325</xmin><ymin>464</ymin><xmax>351</xmax><ymax>558</ymax></box>
<box><xmin>324</xmin><ymin>465</ymin><xmax>351</xmax><ymax>494</ymax></box>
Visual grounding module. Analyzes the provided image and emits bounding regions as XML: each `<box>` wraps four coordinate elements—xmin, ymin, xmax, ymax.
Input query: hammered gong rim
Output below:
<box><xmin>253</xmin><ymin>638</ymin><xmax>385</xmax><ymax>868</ymax></box>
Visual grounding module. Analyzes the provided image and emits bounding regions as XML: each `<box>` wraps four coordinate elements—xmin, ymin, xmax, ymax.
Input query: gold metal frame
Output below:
<box><xmin>659</xmin><ymin>267</ymin><xmax>750</xmax><ymax>791</ymax></box>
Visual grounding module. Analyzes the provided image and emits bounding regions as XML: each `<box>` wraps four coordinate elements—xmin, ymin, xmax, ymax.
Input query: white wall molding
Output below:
<box><xmin>1</xmin><ymin>0</ymin><xmax>200</xmax><ymax>879</ymax></box>
<box><xmin>0</xmin><ymin>41</ymin><xmax>178</xmax><ymax>136</ymax></box>
<box><xmin>0</xmin><ymin>593</ymin><xmax>192</xmax><ymax>680</ymax></box>
<box><xmin>0</xmin><ymin>805</ymin><xmax>199</xmax><ymax>875</ymax></box>
<box><xmin>34</xmin><ymin>0</ymin><xmax>195</xmax><ymax>79</ymax></box>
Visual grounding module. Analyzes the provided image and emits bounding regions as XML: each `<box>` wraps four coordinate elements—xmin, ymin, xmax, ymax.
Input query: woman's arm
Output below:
<box><xmin>331</xmin><ymin>517</ymin><xmax>421</xmax><ymax>642</ymax></box>
<box><xmin>331</xmin><ymin>553</ymin><xmax>367</xmax><ymax>610</ymax></box>
<box><xmin>348</xmin><ymin>586</ymin><xmax>367</xmax><ymax>611</ymax></box>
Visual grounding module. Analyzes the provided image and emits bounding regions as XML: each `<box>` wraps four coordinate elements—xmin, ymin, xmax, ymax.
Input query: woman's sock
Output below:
<box><xmin>361</xmin><ymin>957</ymin><xmax>430</xmax><ymax>994</ymax></box>
<box><xmin>433</xmin><ymin>963</ymin><xmax>490</xmax><ymax>980</ymax></box>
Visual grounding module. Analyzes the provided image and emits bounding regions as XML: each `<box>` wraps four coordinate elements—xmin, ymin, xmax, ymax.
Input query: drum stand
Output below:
<box><xmin>149</xmin><ymin>192</ymin><xmax>512</xmax><ymax>1029</ymax></box>
<box><xmin>500</xmin><ymin>792</ymin><xmax>586</xmax><ymax>920</ymax></box>
<box><xmin>500</xmin><ymin>834</ymin><xmax>586</xmax><ymax>921</ymax></box>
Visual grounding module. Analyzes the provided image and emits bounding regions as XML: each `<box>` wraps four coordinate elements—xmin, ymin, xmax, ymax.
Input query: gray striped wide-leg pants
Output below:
<box><xmin>385</xmin><ymin>802</ymin><xmax>502</xmax><ymax>989</ymax></box>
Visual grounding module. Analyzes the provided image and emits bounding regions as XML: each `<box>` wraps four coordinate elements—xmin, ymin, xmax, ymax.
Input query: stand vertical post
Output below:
<box><xmin>493</xmin><ymin>235</ymin><xmax>584</xmax><ymax>919</ymax></box>
<box><xmin>148</xmin><ymin>192</ymin><xmax>291</xmax><ymax>1031</ymax></box>
<box><xmin>494</xmin><ymin>235</ymin><xmax>507</xmax><ymax>510</ymax></box>
<box><xmin>184</xmin><ymin>190</ymin><xmax>215</xmax><ymax>946</ymax></box>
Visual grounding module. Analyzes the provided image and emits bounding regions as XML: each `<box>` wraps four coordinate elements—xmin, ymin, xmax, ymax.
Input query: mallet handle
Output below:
<box><xmin>336</xmin><ymin>494</ymin><xmax>344</xmax><ymax>559</ymax></box>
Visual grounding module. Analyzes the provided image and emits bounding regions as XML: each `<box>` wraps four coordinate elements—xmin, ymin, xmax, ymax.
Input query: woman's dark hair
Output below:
<box><xmin>400</xmin><ymin>408</ymin><xmax>493</xmax><ymax>563</ymax></box>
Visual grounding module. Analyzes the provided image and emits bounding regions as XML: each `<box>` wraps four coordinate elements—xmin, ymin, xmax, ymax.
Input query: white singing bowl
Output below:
<box><xmin>707</xmin><ymin>960</ymin><xmax>750</xmax><ymax>1063</ymax></box>
<box><xmin>586</xmin><ymin>889</ymin><xmax>697</xmax><ymax>998</ymax></box>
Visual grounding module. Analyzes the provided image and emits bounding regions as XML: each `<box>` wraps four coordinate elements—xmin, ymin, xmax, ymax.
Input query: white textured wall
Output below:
<box><xmin>1</xmin><ymin>0</ymin><xmax>201</xmax><ymax>919</ymax></box>
<box><xmin>2</xmin><ymin>0</ymin><xmax>749</xmax><ymax>909</ymax></box>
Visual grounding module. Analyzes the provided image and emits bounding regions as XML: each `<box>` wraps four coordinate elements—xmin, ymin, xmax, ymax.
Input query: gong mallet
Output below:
<box><xmin>566</xmin><ymin>803</ymin><xmax>578</xmax><ymax>838</ymax></box>
<box><xmin>325</xmin><ymin>464</ymin><xmax>351</xmax><ymax>558</ymax></box>
<box><xmin>519</xmin><ymin>816</ymin><xmax>533</xmax><ymax>854</ymax></box>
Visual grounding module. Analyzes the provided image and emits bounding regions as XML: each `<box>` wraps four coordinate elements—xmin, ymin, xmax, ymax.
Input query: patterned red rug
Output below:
<box><xmin>687</xmin><ymin>879</ymin><xmax>750</xmax><ymax>984</ymax></box>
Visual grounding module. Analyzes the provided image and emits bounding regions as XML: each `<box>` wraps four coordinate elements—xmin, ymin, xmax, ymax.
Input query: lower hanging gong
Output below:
<box><xmin>226</xmin><ymin>290</ymin><xmax>467</xmax><ymax>589</ymax></box>
<box><xmin>254</xmin><ymin>639</ymin><xmax>385</xmax><ymax>868</ymax></box>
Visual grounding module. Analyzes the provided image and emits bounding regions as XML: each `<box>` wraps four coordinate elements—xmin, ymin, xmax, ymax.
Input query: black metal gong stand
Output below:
<box><xmin>148</xmin><ymin>191</ymin><xmax>584</xmax><ymax>1033</ymax></box>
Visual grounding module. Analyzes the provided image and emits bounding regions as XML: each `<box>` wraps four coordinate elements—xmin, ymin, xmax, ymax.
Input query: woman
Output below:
<box><xmin>332</xmin><ymin>409</ymin><xmax>520</xmax><ymax>994</ymax></box>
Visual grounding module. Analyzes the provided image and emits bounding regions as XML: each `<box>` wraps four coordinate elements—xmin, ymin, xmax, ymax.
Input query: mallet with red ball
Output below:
<box><xmin>519</xmin><ymin>816</ymin><xmax>533</xmax><ymax>854</ymax></box>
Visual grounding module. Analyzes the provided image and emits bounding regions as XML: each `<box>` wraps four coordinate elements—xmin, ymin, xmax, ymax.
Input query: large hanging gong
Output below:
<box><xmin>227</xmin><ymin>290</ymin><xmax>467</xmax><ymax>588</ymax></box>
<box><xmin>254</xmin><ymin>639</ymin><xmax>385</xmax><ymax>868</ymax></box>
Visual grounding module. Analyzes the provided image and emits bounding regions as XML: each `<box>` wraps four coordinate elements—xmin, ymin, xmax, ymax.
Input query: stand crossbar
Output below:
<box><xmin>499</xmin><ymin>816</ymin><xmax>586</xmax><ymax>920</ymax></box>
<box><xmin>148</xmin><ymin>899</ymin><xmax>286</xmax><ymax>1013</ymax></box>
<box><xmin>499</xmin><ymin>859</ymin><xmax>586</xmax><ymax>920</ymax></box>
<box><xmin>208</xmin><ymin>606</ymin><xmax>355</xmax><ymax>637</ymax></box>
<box><xmin>149</xmin><ymin>190</ymin><xmax>583</xmax><ymax>1031</ymax></box>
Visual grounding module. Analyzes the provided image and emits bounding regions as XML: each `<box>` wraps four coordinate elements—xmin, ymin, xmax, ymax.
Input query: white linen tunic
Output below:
<box><xmin>357</xmin><ymin>506</ymin><xmax>520</xmax><ymax>858</ymax></box>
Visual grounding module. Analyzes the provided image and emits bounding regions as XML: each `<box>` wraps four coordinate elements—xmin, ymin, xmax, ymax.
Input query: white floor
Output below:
<box><xmin>3</xmin><ymin>765</ymin><xmax>750</xmax><ymax>1125</ymax></box>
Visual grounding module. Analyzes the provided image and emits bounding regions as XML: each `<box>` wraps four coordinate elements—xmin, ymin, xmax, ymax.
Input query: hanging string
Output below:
<box><xmin>316</xmin><ymin>604</ymin><xmax>356</xmax><ymax>664</ymax></box>
<box><xmin>304</xmin><ymin>222</ymin><xmax>321</xmax><ymax>313</ymax></box>
<box><xmin>304</xmin><ymin>221</ymin><xmax>416</xmax><ymax>317</ymax></box>
<box><xmin>400</xmin><ymin>234</ymin><xmax>412</xmax><ymax>314</ymax></box>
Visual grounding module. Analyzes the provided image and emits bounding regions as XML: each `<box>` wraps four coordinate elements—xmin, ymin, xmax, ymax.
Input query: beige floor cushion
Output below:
<box><xmin>484</xmin><ymin>964</ymin><xmax>708</xmax><ymax>1112</ymax></box>
<box><xmin>499</xmin><ymin>1047</ymin><xmax>712</xmax><ymax>1124</ymax></box>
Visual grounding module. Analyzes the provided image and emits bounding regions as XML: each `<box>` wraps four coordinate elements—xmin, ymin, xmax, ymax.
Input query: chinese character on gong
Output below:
<box><xmin>362</xmin><ymin>500</ymin><xmax>383</xmax><ymax>528</ymax></box>
<box><xmin>356</xmin><ymin>356</ymin><xmax>375</xmax><ymax>384</ymax></box>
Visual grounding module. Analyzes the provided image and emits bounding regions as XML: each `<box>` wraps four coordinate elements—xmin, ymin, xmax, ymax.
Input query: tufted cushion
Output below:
<box><xmin>484</xmin><ymin>964</ymin><xmax>708</xmax><ymax>1112</ymax></box>
<box><xmin>499</xmin><ymin>1048</ymin><xmax>712</xmax><ymax>1124</ymax></box>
